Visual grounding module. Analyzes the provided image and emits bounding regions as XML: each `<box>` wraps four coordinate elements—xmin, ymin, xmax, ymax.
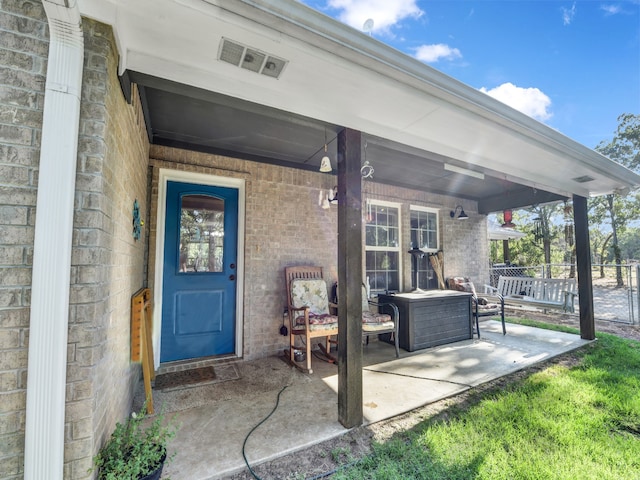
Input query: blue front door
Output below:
<box><xmin>161</xmin><ymin>181</ymin><xmax>238</xmax><ymax>362</ymax></box>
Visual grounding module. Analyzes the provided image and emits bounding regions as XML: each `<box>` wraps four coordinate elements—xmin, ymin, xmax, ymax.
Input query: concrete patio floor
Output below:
<box><xmin>148</xmin><ymin>320</ymin><xmax>590</xmax><ymax>479</ymax></box>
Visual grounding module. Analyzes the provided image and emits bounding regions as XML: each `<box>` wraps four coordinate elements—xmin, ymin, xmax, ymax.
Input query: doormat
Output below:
<box><xmin>154</xmin><ymin>366</ymin><xmax>217</xmax><ymax>391</ymax></box>
<box><xmin>134</xmin><ymin>363</ymin><xmax>241</xmax><ymax>413</ymax></box>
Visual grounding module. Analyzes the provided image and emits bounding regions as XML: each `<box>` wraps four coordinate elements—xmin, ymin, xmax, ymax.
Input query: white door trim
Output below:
<box><xmin>153</xmin><ymin>168</ymin><xmax>245</xmax><ymax>368</ymax></box>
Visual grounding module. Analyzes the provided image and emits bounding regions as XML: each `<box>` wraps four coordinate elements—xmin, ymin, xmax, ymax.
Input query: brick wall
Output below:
<box><xmin>0</xmin><ymin>1</ymin><xmax>48</xmax><ymax>478</ymax></box>
<box><xmin>69</xmin><ymin>19</ymin><xmax>150</xmax><ymax>479</ymax></box>
<box><xmin>149</xmin><ymin>147</ymin><xmax>488</xmax><ymax>361</ymax></box>
<box><xmin>0</xmin><ymin>5</ymin><xmax>150</xmax><ymax>478</ymax></box>
<box><xmin>443</xmin><ymin>212</ymin><xmax>491</xmax><ymax>287</ymax></box>
<box><xmin>148</xmin><ymin>152</ymin><xmax>339</xmax><ymax>360</ymax></box>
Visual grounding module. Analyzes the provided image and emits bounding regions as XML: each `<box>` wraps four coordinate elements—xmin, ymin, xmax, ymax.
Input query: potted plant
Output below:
<box><xmin>90</xmin><ymin>404</ymin><xmax>177</xmax><ymax>480</ymax></box>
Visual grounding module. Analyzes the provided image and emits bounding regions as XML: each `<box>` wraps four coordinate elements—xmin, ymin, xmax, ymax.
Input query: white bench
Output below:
<box><xmin>485</xmin><ymin>276</ymin><xmax>577</xmax><ymax>313</ymax></box>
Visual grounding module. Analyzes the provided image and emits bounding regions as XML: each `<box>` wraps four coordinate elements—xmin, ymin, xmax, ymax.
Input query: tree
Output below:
<box><xmin>499</xmin><ymin>206</ymin><xmax>565</xmax><ymax>275</ymax></box>
<box><xmin>617</xmin><ymin>227</ymin><xmax>640</xmax><ymax>260</ymax></box>
<box><xmin>488</xmin><ymin>114</ymin><xmax>640</xmax><ymax>277</ymax></box>
<box><xmin>613</xmin><ymin>113</ymin><xmax>640</xmax><ymax>170</ymax></box>
<box><xmin>590</xmin><ymin>114</ymin><xmax>640</xmax><ymax>286</ymax></box>
<box><xmin>488</xmin><ymin>210</ymin><xmax>540</xmax><ymax>267</ymax></box>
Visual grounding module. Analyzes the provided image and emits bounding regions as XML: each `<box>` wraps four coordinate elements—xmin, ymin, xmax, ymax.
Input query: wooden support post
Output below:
<box><xmin>573</xmin><ymin>194</ymin><xmax>595</xmax><ymax>340</ymax></box>
<box><xmin>337</xmin><ymin>128</ymin><xmax>363</xmax><ymax>428</ymax></box>
<box><xmin>502</xmin><ymin>239</ymin><xmax>511</xmax><ymax>263</ymax></box>
<box><xmin>131</xmin><ymin>288</ymin><xmax>155</xmax><ymax>413</ymax></box>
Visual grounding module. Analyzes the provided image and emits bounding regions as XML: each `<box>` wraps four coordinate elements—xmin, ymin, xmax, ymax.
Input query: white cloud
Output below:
<box><xmin>479</xmin><ymin>83</ymin><xmax>553</xmax><ymax>121</ymax></box>
<box><xmin>327</xmin><ymin>0</ymin><xmax>423</xmax><ymax>34</ymax></box>
<box><xmin>562</xmin><ymin>2</ymin><xmax>577</xmax><ymax>25</ymax></box>
<box><xmin>414</xmin><ymin>44</ymin><xmax>462</xmax><ymax>63</ymax></box>
<box><xmin>600</xmin><ymin>4</ymin><xmax>622</xmax><ymax>15</ymax></box>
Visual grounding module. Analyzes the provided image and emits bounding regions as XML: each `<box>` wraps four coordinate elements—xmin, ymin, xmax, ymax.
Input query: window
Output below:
<box><xmin>365</xmin><ymin>201</ymin><xmax>401</xmax><ymax>293</ymax></box>
<box><xmin>410</xmin><ymin>206</ymin><xmax>439</xmax><ymax>290</ymax></box>
<box><xmin>410</xmin><ymin>206</ymin><xmax>438</xmax><ymax>252</ymax></box>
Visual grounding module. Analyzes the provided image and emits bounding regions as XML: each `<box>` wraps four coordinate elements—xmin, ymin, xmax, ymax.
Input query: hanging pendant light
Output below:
<box><xmin>319</xmin><ymin>129</ymin><xmax>332</xmax><ymax>172</ymax></box>
<box><xmin>319</xmin><ymin>149</ymin><xmax>332</xmax><ymax>172</ymax></box>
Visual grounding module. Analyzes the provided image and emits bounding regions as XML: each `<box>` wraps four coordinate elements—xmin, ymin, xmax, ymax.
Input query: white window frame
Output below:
<box><xmin>409</xmin><ymin>205</ymin><xmax>439</xmax><ymax>252</ymax></box>
<box><xmin>365</xmin><ymin>199</ymin><xmax>402</xmax><ymax>293</ymax></box>
<box><xmin>409</xmin><ymin>205</ymin><xmax>440</xmax><ymax>290</ymax></box>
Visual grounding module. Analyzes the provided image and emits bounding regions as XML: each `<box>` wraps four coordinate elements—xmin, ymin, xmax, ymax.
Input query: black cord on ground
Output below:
<box><xmin>242</xmin><ymin>385</ymin><xmax>289</xmax><ymax>480</ymax></box>
<box><xmin>362</xmin><ymin>367</ymin><xmax>471</xmax><ymax>387</ymax></box>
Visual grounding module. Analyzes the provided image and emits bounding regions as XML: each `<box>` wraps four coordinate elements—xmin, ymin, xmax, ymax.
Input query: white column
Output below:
<box><xmin>24</xmin><ymin>1</ymin><xmax>84</xmax><ymax>478</ymax></box>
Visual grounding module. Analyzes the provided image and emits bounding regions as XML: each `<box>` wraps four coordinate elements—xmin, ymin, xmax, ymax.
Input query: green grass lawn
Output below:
<box><xmin>333</xmin><ymin>323</ymin><xmax>640</xmax><ymax>480</ymax></box>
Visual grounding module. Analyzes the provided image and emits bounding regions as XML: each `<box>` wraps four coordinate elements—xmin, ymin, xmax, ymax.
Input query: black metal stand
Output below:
<box><xmin>408</xmin><ymin>248</ymin><xmax>426</xmax><ymax>292</ymax></box>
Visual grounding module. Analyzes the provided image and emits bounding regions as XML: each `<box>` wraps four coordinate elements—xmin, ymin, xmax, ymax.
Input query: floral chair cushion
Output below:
<box><xmin>291</xmin><ymin>278</ymin><xmax>338</xmax><ymax>326</ymax></box>
<box><xmin>447</xmin><ymin>276</ymin><xmax>477</xmax><ymax>295</ymax></box>
<box><xmin>447</xmin><ymin>277</ymin><xmax>501</xmax><ymax>314</ymax></box>
<box><xmin>474</xmin><ymin>299</ymin><xmax>501</xmax><ymax>315</ymax></box>
<box><xmin>362</xmin><ymin>319</ymin><xmax>395</xmax><ymax>331</ymax></box>
<box><xmin>334</xmin><ymin>283</ymin><xmax>393</xmax><ymax>324</ymax></box>
<box><xmin>361</xmin><ymin>310</ymin><xmax>392</xmax><ymax>324</ymax></box>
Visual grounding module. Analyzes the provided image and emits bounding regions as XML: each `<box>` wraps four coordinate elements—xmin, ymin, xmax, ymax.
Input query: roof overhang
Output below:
<box><xmin>488</xmin><ymin>222</ymin><xmax>527</xmax><ymax>241</ymax></box>
<box><xmin>77</xmin><ymin>0</ymin><xmax>640</xmax><ymax>212</ymax></box>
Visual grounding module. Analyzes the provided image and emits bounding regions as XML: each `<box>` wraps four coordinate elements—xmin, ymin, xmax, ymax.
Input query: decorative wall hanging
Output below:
<box><xmin>533</xmin><ymin>216</ymin><xmax>544</xmax><ymax>244</ymax></box>
<box><xmin>132</xmin><ymin>199</ymin><xmax>143</xmax><ymax>240</ymax></box>
<box><xmin>361</xmin><ymin>141</ymin><xmax>374</xmax><ymax>179</ymax></box>
<box><xmin>501</xmin><ymin>209</ymin><xmax>515</xmax><ymax>228</ymax></box>
<box><xmin>319</xmin><ymin>186</ymin><xmax>338</xmax><ymax>209</ymax></box>
<box><xmin>563</xmin><ymin>202</ymin><xmax>574</xmax><ymax>247</ymax></box>
<box><xmin>360</xmin><ymin>160</ymin><xmax>374</xmax><ymax>179</ymax></box>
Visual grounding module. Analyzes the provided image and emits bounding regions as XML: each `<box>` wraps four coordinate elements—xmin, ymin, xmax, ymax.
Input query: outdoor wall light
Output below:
<box><xmin>450</xmin><ymin>205</ymin><xmax>469</xmax><ymax>220</ymax></box>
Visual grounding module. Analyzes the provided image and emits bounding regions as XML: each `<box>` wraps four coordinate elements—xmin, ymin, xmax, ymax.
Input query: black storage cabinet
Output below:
<box><xmin>378</xmin><ymin>290</ymin><xmax>472</xmax><ymax>352</ymax></box>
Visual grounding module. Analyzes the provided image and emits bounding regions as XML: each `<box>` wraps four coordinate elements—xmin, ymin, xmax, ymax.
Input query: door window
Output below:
<box><xmin>179</xmin><ymin>194</ymin><xmax>224</xmax><ymax>273</ymax></box>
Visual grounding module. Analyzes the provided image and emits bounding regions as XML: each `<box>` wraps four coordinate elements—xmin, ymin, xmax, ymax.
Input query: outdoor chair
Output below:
<box><xmin>361</xmin><ymin>285</ymin><xmax>400</xmax><ymax>358</ymax></box>
<box><xmin>332</xmin><ymin>282</ymin><xmax>400</xmax><ymax>358</ymax></box>
<box><xmin>285</xmin><ymin>266</ymin><xmax>338</xmax><ymax>374</ymax></box>
<box><xmin>446</xmin><ymin>276</ymin><xmax>506</xmax><ymax>336</ymax></box>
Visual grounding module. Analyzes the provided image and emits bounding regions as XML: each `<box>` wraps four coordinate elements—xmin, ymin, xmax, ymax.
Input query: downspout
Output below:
<box><xmin>24</xmin><ymin>1</ymin><xmax>83</xmax><ymax>479</ymax></box>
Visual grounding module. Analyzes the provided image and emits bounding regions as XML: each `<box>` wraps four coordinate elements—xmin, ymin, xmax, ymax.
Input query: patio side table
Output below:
<box><xmin>378</xmin><ymin>290</ymin><xmax>473</xmax><ymax>352</ymax></box>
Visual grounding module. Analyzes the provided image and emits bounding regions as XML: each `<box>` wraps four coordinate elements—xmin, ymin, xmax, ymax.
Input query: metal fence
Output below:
<box><xmin>489</xmin><ymin>263</ymin><xmax>638</xmax><ymax>325</ymax></box>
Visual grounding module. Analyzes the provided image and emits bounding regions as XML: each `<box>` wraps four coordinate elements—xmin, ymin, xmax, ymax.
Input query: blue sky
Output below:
<box><xmin>300</xmin><ymin>0</ymin><xmax>640</xmax><ymax>149</ymax></box>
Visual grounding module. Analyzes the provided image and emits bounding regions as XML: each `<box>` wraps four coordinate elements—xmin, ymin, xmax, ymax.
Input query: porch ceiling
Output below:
<box><xmin>78</xmin><ymin>0</ymin><xmax>640</xmax><ymax>213</ymax></box>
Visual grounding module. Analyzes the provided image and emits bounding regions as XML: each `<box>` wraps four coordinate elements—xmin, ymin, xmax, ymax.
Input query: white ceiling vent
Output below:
<box><xmin>218</xmin><ymin>38</ymin><xmax>288</xmax><ymax>79</ymax></box>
